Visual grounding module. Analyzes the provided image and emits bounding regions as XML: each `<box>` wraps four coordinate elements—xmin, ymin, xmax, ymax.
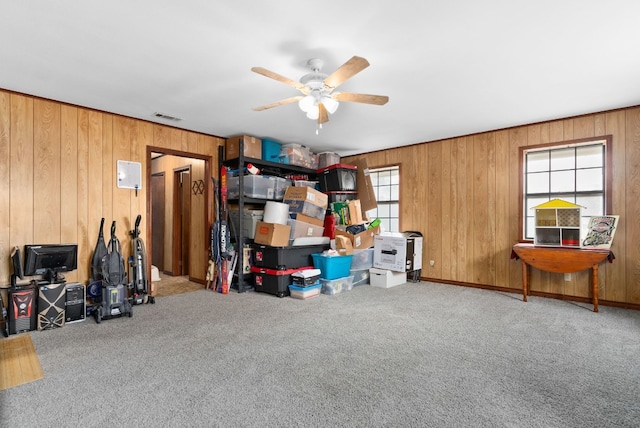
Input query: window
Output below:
<box><xmin>520</xmin><ymin>136</ymin><xmax>612</xmax><ymax>240</ymax></box>
<box><xmin>367</xmin><ymin>166</ymin><xmax>400</xmax><ymax>232</ymax></box>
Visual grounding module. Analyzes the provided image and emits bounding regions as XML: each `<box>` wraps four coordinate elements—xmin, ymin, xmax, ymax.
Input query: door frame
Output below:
<box><xmin>146</xmin><ymin>146</ymin><xmax>213</xmax><ymax>285</ymax></box>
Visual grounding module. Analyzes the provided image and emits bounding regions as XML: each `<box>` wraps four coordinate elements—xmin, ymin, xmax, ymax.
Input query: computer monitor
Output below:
<box><xmin>24</xmin><ymin>244</ymin><xmax>78</xmax><ymax>283</ymax></box>
<box><xmin>10</xmin><ymin>246</ymin><xmax>24</xmax><ymax>287</ymax></box>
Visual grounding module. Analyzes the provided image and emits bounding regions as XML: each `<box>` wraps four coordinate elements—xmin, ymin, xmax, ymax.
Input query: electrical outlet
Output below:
<box><xmin>429</xmin><ymin>260</ymin><xmax>435</xmax><ymax>267</ymax></box>
<box><xmin>564</xmin><ymin>273</ymin><xmax>571</xmax><ymax>282</ymax></box>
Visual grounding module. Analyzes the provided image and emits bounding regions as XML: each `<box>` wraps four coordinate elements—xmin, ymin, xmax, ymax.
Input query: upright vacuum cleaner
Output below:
<box><xmin>129</xmin><ymin>214</ymin><xmax>154</xmax><ymax>304</ymax></box>
<box><xmin>94</xmin><ymin>221</ymin><xmax>133</xmax><ymax>323</ymax></box>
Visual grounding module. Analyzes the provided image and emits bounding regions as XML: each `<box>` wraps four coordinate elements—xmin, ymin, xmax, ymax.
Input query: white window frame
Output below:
<box><xmin>520</xmin><ymin>136</ymin><xmax>612</xmax><ymax>241</ymax></box>
<box><xmin>367</xmin><ymin>166</ymin><xmax>400</xmax><ymax>232</ymax></box>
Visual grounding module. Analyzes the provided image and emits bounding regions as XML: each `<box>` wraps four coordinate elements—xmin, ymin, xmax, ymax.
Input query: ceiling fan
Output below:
<box><xmin>251</xmin><ymin>56</ymin><xmax>389</xmax><ymax>125</ymax></box>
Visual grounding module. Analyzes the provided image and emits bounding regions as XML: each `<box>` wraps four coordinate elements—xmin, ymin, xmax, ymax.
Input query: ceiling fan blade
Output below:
<box><xmin>333</xmin><ymin>92</ymin><xmax>389</xmax><ymax>105</ymax></box>
<box><xmin>253</xmin><ymin>96</ymin><xmax>302</xmax><ymax>111</ymax></box>
<box><xmin>318</xmin><ymin>102</ymin><xmax>329</xmax><ymax>124</ymax></box>
<box><xmin>324</xmin><ymin>56</ymin><xmax>370</xmax><ymax>91</ymax></box>
<box><xmin>251</xmin><ymin>67</ymin><xmax>307</xmax><ymax>92</ymax></box>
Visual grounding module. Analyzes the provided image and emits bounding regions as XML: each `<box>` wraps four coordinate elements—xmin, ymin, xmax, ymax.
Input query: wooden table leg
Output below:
<box><xmin>521</xmin><ymin>260</ymin><xmax>528</xmax><ymax>302</ymax></box>
<box><xmin>592</xmin><ymin>265</ymin><xmax>599</xmax><ymax>312</ymax></box>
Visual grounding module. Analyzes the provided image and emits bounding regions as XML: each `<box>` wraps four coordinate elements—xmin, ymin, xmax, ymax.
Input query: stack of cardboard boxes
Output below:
<box><xmin>227</xmin><ymin>135</ymin><xmax>421</xmax><ymax>294</ymax></box>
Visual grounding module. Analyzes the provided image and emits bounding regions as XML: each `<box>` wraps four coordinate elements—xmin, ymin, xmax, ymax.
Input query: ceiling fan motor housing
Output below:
<box><xmin>300</xmin><ymin>58</ymin><xmax>329</xmax><ymax>90</ymax></box>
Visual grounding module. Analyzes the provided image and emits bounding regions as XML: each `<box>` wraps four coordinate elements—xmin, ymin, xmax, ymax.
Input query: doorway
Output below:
<box><xmin>147</xmin><ymin>147</ymin><xmax>212</xmax><ymax>286</ymax></box>
<box><xmin>173</xmin><ymin>167</ymin><xmax>191</xmax><ymax>276</ymax></box>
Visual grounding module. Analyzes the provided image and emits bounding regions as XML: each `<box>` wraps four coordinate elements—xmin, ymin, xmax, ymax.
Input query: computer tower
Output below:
<box><xmin>1</xmin><ymin>292</ymin><xmax>7</xmax><ymax>337</ymax></box>
<box><xmin>65</xmin><ymin>282</ymin><xmax>86</xmax><ymax>323</ymax></box>
<box><xmin>8</xmin><ymin>284</ymin><xmax>38</xmax><ymax>334</ymax></box>
<box><xmin>38</xmin><ymin>281</ymin><xmax>66</xmax><ymax>330</ymax></box>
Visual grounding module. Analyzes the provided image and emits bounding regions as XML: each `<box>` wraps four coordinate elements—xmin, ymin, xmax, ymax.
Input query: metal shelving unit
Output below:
<box><xmin>218</xmin><ymin>142</ymin><xmax>317</xmax><ymax>292</ymax></box>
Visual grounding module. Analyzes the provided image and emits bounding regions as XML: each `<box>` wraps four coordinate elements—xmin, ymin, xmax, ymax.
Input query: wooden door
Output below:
<box><xmin>151</xmin><ymin>173</ymin><xmax>165</xmax><ymax>272</ymax></box>
<box><xmin>180</xmin><ymin>170</ymin><xmax>191</xmax><ymax>275</ymax></box>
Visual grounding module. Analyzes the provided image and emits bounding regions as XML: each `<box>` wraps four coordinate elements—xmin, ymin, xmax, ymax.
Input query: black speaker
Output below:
<box><xmin>65</xmin><ymin>283</ymin><xmax>86</xmax><ymax>323</ymax></box>
<box><xmin>8</xmin><ymin>284</ymin><xmax>38</xmax><ymax>334</ymax></box>
<box><xmin>38</xmin><ymin>282</ymin><xmax>66</xmax><ymax>330</ymax></box>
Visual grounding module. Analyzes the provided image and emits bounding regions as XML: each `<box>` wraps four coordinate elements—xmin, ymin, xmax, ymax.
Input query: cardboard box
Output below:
<box><xmin>289</xmin><ymin>212</ymin><xmax>324</xmax><ymax>227</ymax></box>
<box><xmin>334</xmin><ymin>225</ymin><xmax>380</xmax><ymax>250</ymax></box>
<box><xmin>288</xmin><ymin>218</ymin><xmax>324</xmax><ymax>240</ymax></box>
<box><xmin>283</xmin><ymin>186</ymin><xmax>329</xmax><ymax>221</ymax></box>
<box><xmin>373</xmin><ymin>233</ymin><xmax>423</xmax><ymax>272</ymax></box>
<box><xmin>348</xmin><ymin>200</ymin><xmax>364</xmax><ymax>224</ymax></box>
<box><xmin>335</xmin><ymin>235</ymin><xmax>354</xmax><ymax>255</ymax></box>
<box><xmin>253</xmin><ymin>222</ymin><xmax>291</xmax><ymax>247</ymax></box>
<box><xmin>369</xmin><ymin>268</ymin><xmax>406</xmax><ymax>288</ymax></box>
<box><xmin>226</xmin><ymin>135</ymin><xmax>262</xmax><ymax>159</ymax></box>
<box><xmin>349</xmin><ymin>157</ymin><xmax>378</xmax><ymax>214</ymax></box>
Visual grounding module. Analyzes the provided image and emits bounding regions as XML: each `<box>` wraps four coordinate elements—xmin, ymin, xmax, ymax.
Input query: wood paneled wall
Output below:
<box><xmin>344</xmin><ymin>108</ymin><xmax>640</xmax><ymax>306</ymax></box>
<box><xmin>0</xmin><ymin>89</ymin><xmax>224</xmax><ymax>287</ymax></box>
<box><xmin>2</xmin><ymin>88</ymin><xmax>638</xmax><ymax>306</ymax></box>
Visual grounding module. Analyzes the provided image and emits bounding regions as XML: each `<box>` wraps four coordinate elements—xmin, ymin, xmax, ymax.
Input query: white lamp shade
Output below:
<box><xmin>322</xmin><ymin>96</ymin><xmax>339</xmax><ymax>114</ymax></box>
<box><xmin>306</xmin><ymin>105</ymin><xmax>319</xmax><ymax>120</ymax></box>
<box><xmin>298</xmin><ymin>95</ymin><xmax>316</xmax><ymax>113</ymax></box>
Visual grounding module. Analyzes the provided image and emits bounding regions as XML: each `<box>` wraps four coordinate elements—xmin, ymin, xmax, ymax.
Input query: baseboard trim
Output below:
<box><xmin>420</xmin><ymin>277</ymin><xmax>640</xmax><ymax>311</ymax></box>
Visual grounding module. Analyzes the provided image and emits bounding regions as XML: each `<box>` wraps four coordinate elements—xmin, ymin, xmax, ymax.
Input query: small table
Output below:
<box><xmin>511</xmin><ymin>243</ymin><xmax>612</xmax><ymax>312</ymax></box>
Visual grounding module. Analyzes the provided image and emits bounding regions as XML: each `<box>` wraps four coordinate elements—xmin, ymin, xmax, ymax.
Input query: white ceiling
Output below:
<box><xmin>2</xmin><ymin>1</ymin><xmax>640</xmax><ymax>157</ymax></box>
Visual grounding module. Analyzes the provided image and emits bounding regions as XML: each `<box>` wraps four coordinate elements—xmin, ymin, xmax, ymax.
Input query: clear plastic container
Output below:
<box><xmin>350</xmin><ymin>248</ymin><xmax>374</xmax><ymax>270</ymax></box>
<box><xmin>227</xmin><ymin>175</ymin><xmax>277</xmax><ymax>199</ymax></box>
<box><xmin>272</xmin><ymin>176</ymin><xmax>292</xmax><ymax>200</ymax></box>
<box><xmin>229</xmin><ymin>209</ymin><xmax>264</xmax><ymax>239</ymax></box>
<box><xmin>350</xmin><ymin>268</ymin><xmax>370</xmax><ymax>286</ymax></box>
<box><xmin>318</xmin><ymin>152</ymin><xmax>341</xmax><ymax>169</ymax></box>
<box><xmin>280</xmin><ymin>143</ymin><xmax>312</xmax><ymax>168</ymax></box>
<box><xmin>320</xmin><ymin>275</ymin><xmax>355</xmax><ymax>295</ymax></box>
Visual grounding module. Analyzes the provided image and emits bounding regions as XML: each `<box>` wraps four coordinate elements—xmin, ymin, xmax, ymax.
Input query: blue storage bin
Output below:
<box><xmin>288</xmin><ymin>282</ymin><xmax>322</xmax><ymax>299</ymax></box>
<box><xmin>311</xmin><ymin>253</ymin><xmax>353</xmax><ymax>280</ymax></box>
<box><xmin>262</xmin><ymin>138</ymin><xmax>282</xmax><ymax>162</ymax></box>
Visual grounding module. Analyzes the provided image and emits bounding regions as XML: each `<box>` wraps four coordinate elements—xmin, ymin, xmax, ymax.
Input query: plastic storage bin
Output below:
<box><xmin>293</xmin><ymin>180</ymin><xmax>319</xmax><ymax>189</ymax></box>
<box><xmin>318</xmin><ymin>164</ymin><xmax>357</xmax><ymax>192</ymax></box>
<box><xmin>280</xmin><ymin>143</ymin><xmax>312</xmax><ymax>168</ymax></box>
<box><xmin>350</xmin><ymin>268</ymin><xmax>370</xmax><ymax>286</ymax></box>
<box><xmin>288</xmin><ymin>283</ymin><xmax>321</xmax><ymax>299</ymax></box>
<box><xmin>229</xmin><ymin>209</ymin><xmax>264</xmax><ymax>239</ymax></box>
<box><xmin>262</xmin><ymin>138</ymin><xmax>282</xmax><ymax>163</ymax></box>
<box><xmin>326</xmin><ymin>191</ymin><xmax>358</xmax><ymax>204</ymax></box>
<box><xmin>253</xmin><ymin>244</ymin><xmax>330</xmax><ymax>270</ymax></box>
<box><xmin>272</xmin><ymin>176</ymin><xmax>292</xmax><ymax>200</ymax></box>
<box><xmin>308</xmin><ymin>152</ymin><xmax>319</xmax><ymax>170</ymax></box>
<box><xmin>320</xmin><ymin>275</ymin><xmax>355</xmax><ymax>295</ymax></box>
<box><xmin>227</xmin><ymin>175</ymin><xmax>276</xmax><ymax>199</ymax></box>
<box><xmin>250</xmin><ymin>266</ymin><xmax>313</xmax><ymax>297</ymax></box>
<box><xmin>311</xmin><ymin>253</ymin><xmax>353</xmax><ymax>280</ymax></box>
<box><xmin>318</xmin><ymin>152</ymin><xmax>341</xmax><ymax>169</ymax></box>
<box><xmin>350</xmin><ymin>248</ymin><xmax>375</xmax><ymax>270</ymax></box>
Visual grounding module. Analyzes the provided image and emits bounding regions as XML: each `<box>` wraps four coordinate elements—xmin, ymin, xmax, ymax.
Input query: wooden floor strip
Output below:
<box><xmin>0</xmin><ymin>334</ymin><xmax>44</xmax><ymax>391</ymax></box>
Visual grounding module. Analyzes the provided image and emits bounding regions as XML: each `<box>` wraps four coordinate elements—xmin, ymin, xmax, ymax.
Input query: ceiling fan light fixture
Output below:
<box><xmin>306</xmin><ymin>105</ymin><xmax>319</xmax><ymax>120</ymax></box>
<box><xmin>252</xmin><ymin>55</ymin><xmax>387</xmax><ymax>124</ymax></box>
<box><xmin>322</xmin><ymin>96</ymin><xmax>339</xmax><ymax>114</ymax></box>
<box><xmin>298</xmin><ymin>94</ymin><xmax>315</xmax><ymax>113</ymax></box>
